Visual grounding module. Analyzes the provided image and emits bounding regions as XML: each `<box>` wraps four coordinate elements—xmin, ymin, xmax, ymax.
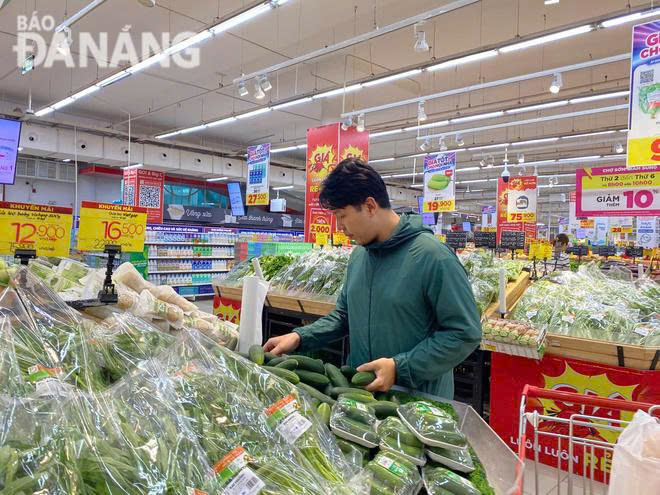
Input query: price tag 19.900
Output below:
<box><xmin>77</xmin><ymin>201</ymin><xmax>147</xmax><ymax>252</ymax></box>
<box><xmin>0</xmin><ymin>202</ymin><xmax>73</xmax><ymax>257</ymax></box>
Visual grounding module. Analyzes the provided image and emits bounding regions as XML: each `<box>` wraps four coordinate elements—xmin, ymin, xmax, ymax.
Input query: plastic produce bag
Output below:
<box><xmin>608</xmin><ymin>410</ymin><xmax>660</xmax><ymax>495</ymax></box>
<box><xmin>377</xmin><ymin>416</ymin><xmax>426</xmax><ymax>466</ymax></box>
<box><xmin>148</xmin><ymin>284</ymin><xmax>197</xmax><ymax>313</ymax></box>
<box><xmin>398</xmin><ymin>401</ymin><xmax>467</xmax><ymax>449</ymax></box>
<box><xmin>366</xmin><ymin>450</ymin><xmax>422</xmax><ymax>495</ymax></box>
<box><xmin>0</xmin><ymin>266</ymin><xmax>105</xmax><ymax>394</ymax></box>
<box><xmin>330</xmin><ymin>396</ymin><xmax>379</xmax><ymax>448</ymax></box>
<box><xmin>135</xmin><ymin>288</ymin><xmax>184</xmax><ymax>327</ymax></box>
<box><xmin>425</xmin><ymin>446</ymin><xmax>474</xmax><ymax>473</ymax></box>
<box><xmin>113</xmin><ymin>261</ymin><xmax>154</xmax><ymax>293</ymax></box>
<box><xmin>422</xmin><ymin>464</ymin><xmax>480</xmax><ymax>495</ymax></box>
<box><xmin>183</xmin><ymin>313</ymin><xmax>239</xmax><ymax>349</ymax></box>
<box><xmin>335</xmin><ymin>438</ymin><xmax>368</xmax><ymax>468</ymax></box>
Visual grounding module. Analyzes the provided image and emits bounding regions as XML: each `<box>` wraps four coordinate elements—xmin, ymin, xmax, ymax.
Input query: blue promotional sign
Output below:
<box><xmin>228</xmin><ymin>182</ymin><xmax>245</xmax><ymax>216</ymax></box>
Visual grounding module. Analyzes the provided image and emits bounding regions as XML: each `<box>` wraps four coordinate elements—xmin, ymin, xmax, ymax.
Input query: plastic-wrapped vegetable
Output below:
<box><xmin>135</xmin><ymin>288</ymin><xmax>185</xmax><ymax>326</ymax></box>
<box><xmin>366</xmin><ymin>450</ymin><xmax>422</xmax><ymax>495</ymax></box>
<box><xmin>182</xmin><ymin>313</ymin><xmax>239</xmax><ymax>349</ymax></box>
<box><xmin>330</xmin><ymin>396</ymin><xmax>379</xmax><ymax>448</ymax></box>
<box><xmin>398</xmin><ymin>401</ymin><xmax>467</xmax><ymax>449</ymax></box>
<box><xmin>426</xmin><ymin>446</ymin><xmax>474</xmax><ymax>473</ymax></box>
<box><xmin>112</xmin><ymin>261</ymin><xmax>154</xmax><ymax>293</ymax></box>
<box><xmin>377</xmin><ymin>416</ymin><xmax>426</xmax><ymax>466</ymax></box>
<box><xmin>481</xmin><ymin>318</ymin><xmax>542</xmax><ymax>348</ymax></box>
<box><xmin>335</xmin><ymin>438</ymin><xmax>369</xmax><ymax>468</ymax></box>
<box><xmin>422</xmin><ymin>465</ymin><xmax>480</xmax><ymax>495</ymax></box>
<box><xmin>470</xmin><ymin>277</ymin><xmax>497</xmax><ymax>316</ymax></box>
<box><xmin>221</xmin><ymin>259</ymin><xmax>255</xmax><ymax>286</ymax></box>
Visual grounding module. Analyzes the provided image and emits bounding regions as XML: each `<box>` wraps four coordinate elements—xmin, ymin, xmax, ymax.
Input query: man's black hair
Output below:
<box><xmin>319</xmin><ymin>158</ymin><xmax>391</xmax><ymax>210</ymax></box>
<box><xmin>556</xmin><ymin>233</ymin><xmax>569</xmax><ymax>245</ymax></box>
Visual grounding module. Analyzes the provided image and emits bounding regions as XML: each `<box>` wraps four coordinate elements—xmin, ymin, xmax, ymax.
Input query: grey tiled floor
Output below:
<box><xmin>523</xmin><ymin>461</ymin><xmax>608</xmax><ymax>495</ymax></box>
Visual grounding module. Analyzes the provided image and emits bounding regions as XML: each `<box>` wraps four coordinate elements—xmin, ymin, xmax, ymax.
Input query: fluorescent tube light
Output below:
<box><xmin>451</xmin><ymin>111</ymin><xmax>504</xmax><ymax>123</ymax></box>
<box><xmin>236</xmin><ymin>107</ymin><xmax>272</xmax><ymax>119</ymax></box>
<box><xmin>312</xmin><ymin>84</ymin><xmax>362</xmax><ymax>99</ymax></box>
<box><xmin>505</xmin><ymin>100</ymin><xmax>568</xmax><ymax>114</ymax></box>
<box><xmin>272</xmin><ymin>97</ymin><xmax>312</xmax><ymax>110</ymax></box>
<box><xmin>568</xmin><ymin>90</ymin><xmax>629</xmax><ymax>104</ymax></box>
<box><xmin>499</xmin><ymin>25</ymin><xmax>593</xmax><ymax>53</ymax></box>
<box><xmin>362</xmin><ymin>69</ymin><xmax>422</xmax><ymax>87</ymax></box>
<box><xmin>427</xmin><ymin>50</ymin><xmax>498</xmax><ymax>71</ymax></box>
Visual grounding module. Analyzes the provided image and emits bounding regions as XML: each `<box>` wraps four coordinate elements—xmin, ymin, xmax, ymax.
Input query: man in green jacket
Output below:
<box><xmin>264</xmin><ymin>158</ymin><xmax>481</xmax><ymax>399</ymax></box>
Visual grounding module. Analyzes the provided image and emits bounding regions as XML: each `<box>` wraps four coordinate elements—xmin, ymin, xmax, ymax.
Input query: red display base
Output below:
<box><xmin>213</xmin><ymin>295</ymin><xmax>241</xmax><ymax>324</ymax></box>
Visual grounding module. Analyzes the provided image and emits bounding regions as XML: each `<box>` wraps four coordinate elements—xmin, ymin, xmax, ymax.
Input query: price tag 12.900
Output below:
<box><xmin>77</xmin><ymin>201</ymin><xmax>147</xmax><ymax>252</ymax></box>
<box><xmin>0</xmin><ymin>202</ymin><xmax>73</xmax><ymax>257</ymax></box>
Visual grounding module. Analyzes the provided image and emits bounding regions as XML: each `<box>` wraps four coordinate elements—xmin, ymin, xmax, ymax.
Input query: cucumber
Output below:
<box><xmin>264</xmin><ymin>352</ymin><xmax>277</xmax><ymax>363</ymax></box>
<box><xmin>337</xmin><ymin>399</ymin><xmax>376</xmax><ymax>425</ymax></box>
<box><xmin>340</xmin><ymin>365</ymin><xmax>358</xmax><ymax>380</ymax></box>
<box><xmin>310</xmin><ymin>398</ymin><xmax>321</xmax><ymax>409</ymax></box>
<box><xmin>317</xmin><ymin>403</ymin><xmax>331</xmax><ymax>425</ymax></box>
<box><xmin>275</xmin><ymin>359</ymin><xmax>298</xmax><ymax>370</ymax></box>
<box><xmin>263</xmin><ymin>366</ymin><xmax>300</xmax><ymax>384</ymax></box>
<box><xmin>295</xmin><ymin>370</ymin><xmax>330</xmax><ymax>388</ymax></box>
<box><xmin>238</xmin><ymin>351</ymin><xmax>250</xmax><ymax>359</ymax></box>
<box><xmin>381</xmin><ymin>436</ymin><xmax>424</xmax><ymax>459</ymax></box>
<box><xmin>267</xmin><ymin>356</ymin><xmax>287</xmax><ymax>367</ymax></box>
<box><xmin>332</xmin><ymin>417</ymin><xmax>379</xmax><ymax>445</ymax></box>
<box><xmin>288</xmin><ymin>355</ymin><xmax>325</xmax><ymax>374</ymax></box>
<box><xmin>324</xmin><ymin>383</ymin><xmax>334</xmax><ymax>397</ymax></box>
<box><xmin>338</xmin><ymin>392</ymin><xmax>376</xmax><ymax>403</ymax></box>
<box><xmin>372</xmin><ymin>401</ymin><xmax>399</xmax><ymax>419</ymax></box>
<box><xmin>248</xmin><ymin>345</ymin><xmax>265</xmax><ymax>365</ymax></box>
<box><xmin>352</xmin><ymin>371</ymin><xmax>376</xmax><ymax>387</ymax></box>
<box><xmin>369</xmin><ymin>479</ymin><xmax>393</xmax><ymax>495</ymax></box>
<box><xmin>296</xmin><ymin>383</ymin><xmax>335</xmax><ymax>406</ymax></box>
<box><xmin>325</xmin><ymin>363</ymin><xmax>350</xmax><ymax>388</ymax></box>
<box><xmin>330</xmin><ymin>387</ymin><xmax>374</xmax><ymax>399</ymax></box>
<box><xmin>366</xmin><ymin>463</ymin><xmax>406</xmax><ymax>489</ymax></box>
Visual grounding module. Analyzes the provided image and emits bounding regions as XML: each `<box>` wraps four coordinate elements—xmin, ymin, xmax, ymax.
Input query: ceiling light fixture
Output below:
<box><xmin>363</xmin><ymin>69</ymin><xmax>422</xmax><ymax>87</ymax></box>
<box><xmin>505</xmin><ymin>100</ymin><xmax>568</xmax><ymax>114</ymax></box>
<box><xmin>356</xmin><ymin>114</ymin><xmax>366</xmax><ymax>133</ymax></box>
<box><xmin>451</xmin><ymin>111</ymin><xmax>504</xmax><ymax>123</ymax></box>
<box><xmin>439</xmin><ymin>136</ymin><xmax>448</xmax><ymax>151</ymax></box>
<box><xmin>56</xmin><ymin>26</ymin><xmax>73</xmax><ymax>55</ymax></box>
<box><xmin>62</xmin><ymin>158</ymin><xmax>72</xmax><ymax>163</ymax></box>
<box><xmin>600</xmin><ymin>9</ymin><xmax>660</xmax><ymax>28</ymax></box>
<box><xmin>561</xmin><ymin>130</ymin><xmax>617</xmax><ymax>139</ymax></box>
<box><xmin>479</xmin><ymin>158</ymin><xmax>486</xmax><ymax>168</ymax></box>
<box><xmin>238</xmin><ymin>80</ymin><xmax>249</xmax><ymax>97</ymax></box>
<box><xmin>487</xmin><ymin>155</ymin><xmax>495</xmax><ymax>168</ymax></box>
<box><xmin>370</xmin><ymin>129</ymin><xmax>404</xmax><ymax>138</ymax></box>
<box><xmin>420</xmin><ymin>139</ymin><xmax>430</xmax><ymax>152</ymax></box>
<box><xmin>518</xmin><ymin>153</ymin><xmax>525</xmax><ymax>164</ymax></box>
<box><xmin>427</xmin><ymin>50</ymin><xmax>498</xmax><ymax>71</ymax></box>
<box><xmin>207</xmin><ymin>116</ymin><xmax>237</xmax><ymax>128</ymax></box>
<box><xmin>370</xmin><ymin>157</ymin><xmax>395</xmax><ymax>163</ymax></box>
<box><xmin>207</xmin><ymin>176</ymin><xmax>228</xmax><ymax>182</ymax></box>
<box><xmin>499</xmin><ymin>25</ymin><xmax>593</xmax><ymax>53</ymax></box>
<box><xmin>273</xmin><ymin>185</ymin><xmax>294</xmax><ymax>190</ymax></box>
<box><xmin>512</xmin><ymin>137</ymin><xmax>560</xmax><ymax>146</ymax></box>
<box><xmin>271</xmin><ymin>145</ymin><xmax>299</xmax><ymax>153</ymax></box>
<box><xmin>544</xmin><ymin>0</ymin><xmax>559</xmax><ymax>4</ymax></box>
<box><xmin>569</xmin><ymin>90</ymin><xmax>629</xmax><ymax>104</ymax></box>
<box><xmin>236</xmin><ymin>107</ymin><xmax>272</xmax><ymax>119</ymax></box>
<box><xmin>549</xmin><ymin>72</ymin><xmax>563</xmax><ymax>94</ymax></box>
<box><xmin>467</xmin><ymin>143</ymin><xmax>510</xmax><ymax>151</ymax></box>
<box><xmin>403</xmin><ymin>121</ymin><xmax>449</xmax><ymax>132</ymax></box>
<box><xmin>615</xmin><ymin>142</ymin><xmax>624</xmax><ymax>154</ymax></box>
<box><xmin>312</xmin><ymin>84</ymin><xmax>362</xmax><ymax>99</ymax></box>
<box><xmin>413</xmin><ymin>21</ymin><xmax>430</xmax><ymax>52</ymax></box>
<box><xmin>418</xmin><ymin>101</ymin><xmax>427</xmax><ymax>122</ymax></box>
<box><xmin>254</xmin><ymin>81</ymin><xmax>266</xmax><ymax>99</ymax></box>
<box><xmin>259</xmin><ymin>75</ymin><xmax>272</xmax><ymax>92</ymax></box>
<box><xmin>455</xmin><ymin>134</ymin><xmax>465</xmax><ymax>147</ymax></box>
<box><xmin>123</xmin><ymin>163</ymin><xmax>143</xmax><ymax>170</ymax></box>
<box><xmin>341</xmin><ymin>116</ymin><xmax>353</xmax><ymax>131</ymax></box>
<box><xmin>272</xmin><ymin>97</ymin><xmax>312</xmax><ymax>110</ymax></box>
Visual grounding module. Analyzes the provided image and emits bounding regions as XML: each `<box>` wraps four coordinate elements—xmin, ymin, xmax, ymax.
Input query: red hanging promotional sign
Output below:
<box><xmin>496</xmin><ymin>177</ymin><xmax>537</xmax><ymax>245</ymax></box>
<box><xmin>304</xmin><ymin>124</ymin><xmax>369</xmax><ymax>244</ymax></box>
<box><xmin>123</xmin><ymin>168</ymin><xmax>165</xmax><ymax>224</ymax></box>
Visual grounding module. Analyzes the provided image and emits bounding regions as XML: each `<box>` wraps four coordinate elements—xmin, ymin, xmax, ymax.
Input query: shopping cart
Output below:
<box><xmin>516</xmin><ymin>384</ymin><xmax>660</xmax><ymax>495</ymax></box>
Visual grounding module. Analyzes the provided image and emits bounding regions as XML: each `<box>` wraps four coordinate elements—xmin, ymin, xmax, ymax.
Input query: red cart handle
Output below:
<box><xmin>522</xmin><ymin>384</ymin><xmax>660</xmax><ymax>415</ymax></box>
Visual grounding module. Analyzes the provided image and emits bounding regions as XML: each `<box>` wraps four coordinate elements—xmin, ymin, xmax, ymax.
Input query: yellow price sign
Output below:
<box><xmin>0</xmin><ymin>202</ymin><xmax>72</xmax><ymax>257</ymax></box>
<box><xmin>508</xmin><ymin>212</ymin><xmax>537</xmax><ymax>223</ymax></box>
<box><xmin>332</xmin><ymin>231</ymin><xmax>350</xmax><ymax>246</ymax></box>
<box><xmin>77</xmin><ymin>201</ymin><xmax>147</xmax><ymax>252</ymax></box>
<box><xmin>423</xmin><ymin>199</ymin><xmax>455</xmax><ymax>212</ymax></box>
<box><xmin>246</xmin><ymin>192</ymin><xmax>269</xmax><ymax>206</ymax></box>
<box><xmin>310</xmin><ymin>223</ymin><xmax>331</xmax><ymax>246</ymax></box>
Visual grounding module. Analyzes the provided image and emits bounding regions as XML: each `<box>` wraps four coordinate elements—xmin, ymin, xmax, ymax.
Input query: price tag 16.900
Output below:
<box><xmin>77</xmin><ymin>201</ymin><xmax>147</xmax><ymax>252</ymax></box>
<box><xmin>0</xmin><ymin>202</ymin><xmax>73</xmax><ymax>257</ymax></box>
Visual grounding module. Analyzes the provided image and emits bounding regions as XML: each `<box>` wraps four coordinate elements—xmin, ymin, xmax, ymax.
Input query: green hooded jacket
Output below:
<box><xmin>295</xmin><ymin>214</ymin><xmax>482</xmax><ymax>399</ymax></box>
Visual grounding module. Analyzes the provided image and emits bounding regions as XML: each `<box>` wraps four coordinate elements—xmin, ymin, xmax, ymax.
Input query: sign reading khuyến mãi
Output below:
<box><xmin>423</xmin><ymin>152</ymin><xmax>456</xmax><ymax>212</ymax></box>
<box><xmin>246</xmin><ymin>143</ymin><xmax>270</xmax><ymax>206</ymax></box>
<box><xmin>0</xmin><ymin>202</ymin><xmax>72</xmax><ymax>257</ymax></box>
<box><xmin>576</xmin><ymin>165</ymin><xmax>660</xmax><ymax>216</ymax></box>
<box><xmin>77</xmin><ymin>201</ymin><xmax>147</xmax><ymax>252</ymax></box>
<box><xmin>627</xmin><ymin>20</ymin><xmax>660</xmax><ymax>168</ymax></box>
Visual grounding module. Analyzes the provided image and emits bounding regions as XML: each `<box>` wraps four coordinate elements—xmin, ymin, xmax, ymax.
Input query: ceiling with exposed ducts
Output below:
<box><xmin>0</xmin><ymin>0</ymin><xmax>657</xmax><ymax>222</ymax></box>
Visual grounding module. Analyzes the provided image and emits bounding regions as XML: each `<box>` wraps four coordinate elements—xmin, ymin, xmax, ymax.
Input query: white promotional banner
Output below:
<box><xmin>595</xmin><ymin>217</ymin><xmax>609</xmax><ymax>245</ymax></box>
<box><xmin>246</xmin><ymin>143</ymin><xmax>270</xmax><ymax>206</ymax></box>
<box><xmin>423</xmin><ymin>152</ymin><xmax>456</xmax><ymax>212</ymax></box>
<box><xmin>506</xmin><ymin>177</ymin><xmax>538</xmax><ymax>223</ymax></box>
<box><xmin>637</xmin><ymin>217</ymin><xmax>658</xmax><ymax>248</ymax></box>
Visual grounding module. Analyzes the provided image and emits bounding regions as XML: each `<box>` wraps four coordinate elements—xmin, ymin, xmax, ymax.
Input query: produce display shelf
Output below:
<box><xmin>149</xmin><ymin>256</ymin><xmax>234</xmax><ymax>260</ymax></box>
<box><xmin>150</xmin><ymin>269</ymin><xmax>229</xmax><ymax>274</ymax></box>
<box><xmin>146</xmin><ymin>242</ymin><xmax>235</xmax><ymax>246</ymax></box>
<box><xmin>483</xmin><ymin>271</ymin><xmax>531</xmax><ymax>319</ymax></box>
<box><xmin>216</xmin><ymin>285</ymin><xmax>335</xmax><ymax>317</ymax></box>
<box><xmin>171</xmin><ymin>282</ymin><xmax>214</xmax><ymax>287</ymax></box>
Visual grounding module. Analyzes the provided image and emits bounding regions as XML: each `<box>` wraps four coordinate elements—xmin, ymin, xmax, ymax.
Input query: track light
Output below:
<box><xmin>356</xmin><ymin>113</ymin><xmax>366</xmax><ymax>133</ymax></box>
<box><xmin>615</xmin><ymin>142</ymin><xmax>624</xmax><ymax>154</ymax></box>
<box><xmin>549</xmin><ymin>72</ymin><xmax>563</xmax><ymax>94</ymax></box>
<box><xmin>439</xmin><ymin>136</ymin><xmax>448</xmax><ymax>151</ymax></box>
<box><xmin>533</xmin><ymin>165</ymin><xmax>539</xmax><ymax>177</ymax></box>
<box><xmin>544</xmin><ymin>0</ymin><xmax>559</xmax><ymax>4</ymax></box>
<box><xmin>259</xmin><ymin>75</ymin><xmax>272</xmax><ymax>92</ymax></box>
<box><xmin>238</xmin><ymin>80</ymin><xmax>249</xmax><ymax>97</ymax></box>
<box><xmin>479</xmin><ymin>158</ymin><xmax>487</xmax><ymax>168</ymax></box>
<box><xmin>57</xmin><ymin>26</ymin><xmax>73</xmax><ymax>55</ymax></box>
<box><xmin>487</xmin><ymin>155</ymin><xmax>495</xmax><ymax>168</ymax></box>
<box><xmin>341</xmin><ymin>116</ymin><xmax>353</xmax><ymax>131</ymax></box>
<box><xmin>413</xmin><ymin>22</ymin><xmax>430</xmax><ymax>53</ymax></box>
<box><xmin>455</xmin><ymin>134</ymin><xmax>464</xmax><ymax>147</ymax></box>
<box><xmin>418</xmin><ymin>101</ymin><xmax>427</xmax><ymax>122</ymax></box>
<box><xmin>254</xmin><ymin>81</ymin><xmax>266</xmax><ymax>99</ymax></box>
<box><xmin>420</xmin><ymin>138</ymin><xmax>430</xmax><ymax>152</ymax></box>
<box><xmin>518</xmin><ymin>153</ymin><xmax>525</xmax><ymax>164</ymax></box>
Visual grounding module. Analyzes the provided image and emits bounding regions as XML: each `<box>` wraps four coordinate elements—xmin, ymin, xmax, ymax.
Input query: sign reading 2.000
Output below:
<box><xmin>77</xmin><ymin>201</ymin><xmax>147</xmax><ymax>252</ymax></box>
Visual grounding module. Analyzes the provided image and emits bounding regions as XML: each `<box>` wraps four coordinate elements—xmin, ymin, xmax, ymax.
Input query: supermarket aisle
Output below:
<box><xmin>194</xmin><ymin>298</ymin><xmax>215</xmax><ymax>314</ymax></box>
<box><xmin>524</xmin><ymin>461</ymin><xmax>608</xmax><ymax>495</ymax></box>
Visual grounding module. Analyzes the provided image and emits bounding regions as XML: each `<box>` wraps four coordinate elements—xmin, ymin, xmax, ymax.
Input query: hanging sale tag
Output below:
<box><xmin>77</xmin><ymin>201</ymin><xmax>147</xmax><ymax>252</ymax></box>
<box><xmin>0</xmin><ymin>202</ymin><xmax>73</xmax><ymax>257</ymax></box>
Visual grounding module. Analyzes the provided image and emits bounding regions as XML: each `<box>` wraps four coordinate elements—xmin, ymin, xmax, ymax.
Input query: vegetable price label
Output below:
<box><xmin>576</xmin><ymin>165</ymin><xmax>660</xmax><ymax>216</ymax></box>
<box><xmin>0</xmin><ymin>202</ymin><xmax>72</xmax><ymax>257</ymax></box>
<box><xmin>310</xmin><ymin>223</ymin><xmax>331</xmax><ymax>245</ymax></box>
<box><xmin>506</xmin><ymin>177</ymin><xmax>538</xmax><ymax>223</ymax></box>
<box><xmin>246</xmin><ymin>192</ymin><xmax>268</xmax><ymax>205</ymax></box>
<box><xmin>265</xmin><ymin>394</ymin><xmax>311</xmax><ymax>444</ymax></box>
<box><xmin>77</xmin><ymin>201</ymin><xmax>147</xmax><ymax>252</ymax></box>
<box><xmin>423</xmin><ymin>152</ymin><xmax>456</xmax><ymax>212</ymax></box>
<box><xmin>246</xmin><ymin>143</ymin><xmax>270</xmax><ymax>205</ymax></box>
